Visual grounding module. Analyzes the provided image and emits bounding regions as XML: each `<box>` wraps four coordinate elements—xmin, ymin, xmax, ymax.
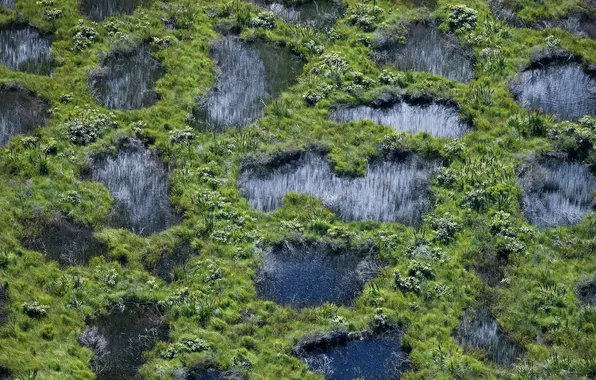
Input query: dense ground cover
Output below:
<box><xmin>0</xmin><ymin>0</ymin><xmax>594</xmax><ymax>379</ymax></box>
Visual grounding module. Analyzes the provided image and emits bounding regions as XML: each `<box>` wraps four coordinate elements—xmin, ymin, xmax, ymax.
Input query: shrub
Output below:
<box><xmin>304</xmin><ymin>40</ymin><xmax>325</xmax><ymax>55</ymax></box>
<box><xmin>462</xmin><ymin>188</ymin><xmax>489</xmax><ymax>211</ymax></box>
<box><xmin>303</xmin><ymin>84</ymin><xmax>334</xmax><ymax>105</ymax></box>
<box><xmin>427</xmin><ymin>214</ymin><xmax>460</xmax><ymax>244</ymax></box>
<box><xmin>378</xmin><ymin>70</ymin><xmax>403</xmax><ymax>86</ymax></box>
<box><xmin>22</xmin><ymin>302</ymin><xmax>49</xmax><ymax>318</ymax></box>
<box><xmin>347</xmin><ymin>4</ymin><xmax>383</xmax><ymax>32</ymax></box>
<box><xmin>435</xmin><ymin>167</ymin><xmax>456</xmax><ymax>186</ymax></box>
<box><xmin>250</xmin><ymin>11</ymin><xmax>276</xmax><ymax>29</ymax></box>
<box><xmin>65</xmin><ymin>108</ymin><xmax>117</xmax><ymax>145</ymax></box>
<box><xmin>394</xmin><ymin>272</ymin><xmax>421</xmax><ymax>293</ymax></box>
<box><xmin>378</xmin><ymin>133</ymin><xmax>407</xmax><ymax>155</ymax></box>
<box><xmin>407</xmin><ymin>260</ymin><xmax>435</xmax><ymax>279</ymax></box>
<box><xmin>489</xmin><ymin>211</ymin><xmax>515</xmax><ymax>236</ymax></box>
<box><xmin>447</xmin><ymin>5</ymin><xmax>477</xmax><ymax>31</ymax></box>
<box><xmin>43</xmin><ymin>9</ymin><xmax>64</xmax><ymax>21</ymax></box>
<box><xmin>311</xmin><ymin>53</ymin><xmax>350</xmax><ymax>78</ymax></box>
<box><xmin>170</xmin><ymin>127</ymin><xmax>196</xmax><ymax>145</ymax></box>
<box><xmin>72</xmin><ymin>20</ymin><xmax>99</xmax><ymax>50</ymax></box>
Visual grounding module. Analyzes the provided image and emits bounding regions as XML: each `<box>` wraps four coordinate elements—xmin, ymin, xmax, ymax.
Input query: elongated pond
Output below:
<box><xmin>249</xmin><ymin>0</ymin><xmax>345</xmax><ymax>31</ymax></box>
<box><xmin>518</xmin><ymin>158</ymin><xmax>596</xmax><ymax>227</ymax></box>
<box><xmin>80</xmin><ymin>304</ymin><xmax>168</xmax><ymax>380</ymax></box>
<box><xmin>458</xmin><ymin>307</ymin><xmax>523</xmax><ymax>366</ymax></box>
<box><xmin>239</xmin><ymin>152</ymin><xmax>438</xmax><ymax>225</ymax></box>
<box><xmin>297</xmin><ymin>333</ymin><xmax>410</xmax><ymax>380</ymax></box>
<box><xmin>511</xmin><ymin>63</ymin><xmax>596</xmax><ymax>120</ymax></box>
<box><xmin>0</xmin><ymin>26</ymin><xmax>52</xmax><ymax>74</ymax></box>
<box><xmin>90</xmin><ymin>141</ymin><xmax>177</xmax><ymax>236</ymax></box>
<box><xmin>90</xmin><ymin>44</ymin><xmax>163</xmax><ymax>110</ymax></box>
<box><xmin>331</xmin><ymin>100</ymin><xmax>469</xmax><ymax>138</ymax></box>
<box><xmin>79</xmin><ymin>0</ymin><xmax>151</xmax><ymax>21</ymax></box>
<box><xmin>374</xmin><ymin>23</ymin><xmax>473</xmax><ymax>82</ymax></box>
<box><xmin>0</xmin><ymin>84</ymin><xmax>49</xmax><ymax>146</ymax></box>
<box><xmin>21</xmin><ymin>218</ymin><xmax>106</xmax><ymax>266</ymax></box>
<box><xmin>189</xmin><ymin>36</ymin><xmax>303</xmax><ymax>132</ymax></box>
<box><xmin>255</xmin><ymin>241</ymin><xmax>377</xmax><ymax>308</ymax></box>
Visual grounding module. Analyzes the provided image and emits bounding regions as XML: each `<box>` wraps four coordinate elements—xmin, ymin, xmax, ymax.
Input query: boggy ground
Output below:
<box><xmin>0</xmin><ymin>0</ymin><xmax>594</xmax><ymax>379</ymax></box>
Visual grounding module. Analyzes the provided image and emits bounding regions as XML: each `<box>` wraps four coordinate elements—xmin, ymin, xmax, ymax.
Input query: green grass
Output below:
<box><xmin>0</xmin><ymin>0</ymin><xmax>595</xmax><ymax>379</ymax></box>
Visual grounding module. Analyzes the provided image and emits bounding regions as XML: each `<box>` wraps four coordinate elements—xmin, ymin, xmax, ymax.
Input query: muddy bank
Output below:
<box><xmin>0</xmin><ymin>84</ymin><xmax>50</xmax><ymax>146</ymax></box>
<box><xmin>189</xmin><ymin>36</ymin><xmax>302</xmax><ymax>131</ymax></box>
<box><xmin>239</xmin><ymin>151</ymin><xmax>438</xmax><ymax>225</ymax></box>
<box><xmin>90</xmin><ymin>44</ymin><xmax>163</xmax><ymax>110</ymax></box>
<box><xmin>90</xmin><ymin>140</ymin><xmax>178</xmax><ymax>236</ymax></box>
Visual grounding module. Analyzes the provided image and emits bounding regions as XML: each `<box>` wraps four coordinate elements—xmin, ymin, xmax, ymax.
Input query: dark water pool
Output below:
<box><xmin>300</xmin><ymin>335</ymin><xmax>410</xmax><ymax>380</ymax></box>
<box><xmin>189</xmin><ymin>36</ymin><xmax>303</xmax><ymax>132</ymax></box>
<box><xmin>249</xmin><ymin>0</ymin><xmax>345</xmax><ymax>31</ymax></box>
<box><xmin>0</xmin><ymin>283</ymin><xmax>8</xmax><ymax>326</ymax></box>
<box><xmin>490</xmin><ymin>0</ymin><xmax>596</xmax><ymax>39</ymax></box>
<box><xmin>21</xmin><ymin>219</ymin><xmax>106</xmax><ymax>266</ymax></box>
<box><xmin>511</xmin><ymin>63</ymin><xmax>596</xmax><ymax>120</ymax></box>
<box><xmin>239</xmin><ymin>151</ymin><xmax>438</xmax><ymax>225</ymax></box>
<box><xmin>374</xmin><ymin>23</ymin><xmax>473</xmax><ymax>82</ymax></box>
<box><xmin>576</xmin><ymin>278</ymin><xmax>596</xmax><ymax>306</ymax></box>
<box><xmin>0</xmin><ymin>0</ymin><xmax>15</xmax><ymax>8</ymax></box>
<box><xmin>331</xmin><ymin>100</ymin><xmax>469</xmax><ymax>138</ymax></box>
<box><xmin>90</xmin><ymin>140</ymin><xmax>177</xmax><ymax>236</ymax></box>
<box><xmin>255</xmin><ymin>242</ymin><xmax>377</xmax><ymax>308</ymax></box>
<box><xmin>0</xmin><ymin>84</ymin><xmax>49</xmax><ymax>146</ymax></box>
<box><xmin>0</xmin><ymin>26</ymin><xmax>52</xmax><ymax>74</ymax></box>
<box><xmin>80</xmin><ymin>303</ymin><xmax>168</xmax><ymax>380</ymax></box>
<box><xmin>518</xmin><ymin>158</ymin><xmax>595</xmax><ymax>227</ymax></box>
<box><xmin>79</xmin><ymin>0</ymin><xmax>151</xmax><ymax>21</ymax></box>
<box><xmin>151</xmin><ymin>241</ymin><xmax>194</xmax><ymax>283</ymax></box>
<box><xmin>458</xmin><ymin>307</ymin><xmax>523</xmax><ymax>366</ymax></box>
<box><xmin>90</xmin><ymin>44</ymin><xmax>163</xmax><ymax>110</ymax></box>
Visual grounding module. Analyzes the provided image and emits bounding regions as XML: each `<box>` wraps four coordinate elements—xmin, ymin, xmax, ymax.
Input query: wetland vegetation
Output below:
<box><xmin>0</xmin><ymin>0</ymin><xmax>594</xmax><ymax>379</ymax></box>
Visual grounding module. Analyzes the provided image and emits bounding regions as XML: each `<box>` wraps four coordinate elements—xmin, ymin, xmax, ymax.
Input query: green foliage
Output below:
<box><xmin>65</xmin><ymin>108</ymin><xmax>117</xmax><ymax>145</ymax></box>
<box><xmin>250</xmin><ymin>11</ymin><xmax>276</xmax><ymax>29</ymax></box>
<box><xmin>22</xmin><ymin>302</ymin><xmax>49</xmax><ymax>319</ymax></box>
<box><xmin>347</xmin><ymin>4</ymin><xmax>383</xmax><ymax>32</ymax></box>
<box><xmin>0</xmin><ymin>0</ymin><xmax>595</xmax><ymax>378</ymax></box>
<box><xmin>447</xmin><ymin>5</ymin><xmax>478</xmax><ymax>31</ymax></box>
<box><xmin>72</xmin><ymin>20</ymin><xmax>99</xmax><ymax>50</ymax></box>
